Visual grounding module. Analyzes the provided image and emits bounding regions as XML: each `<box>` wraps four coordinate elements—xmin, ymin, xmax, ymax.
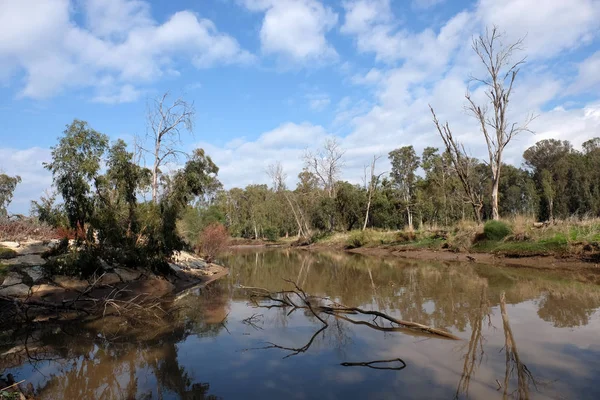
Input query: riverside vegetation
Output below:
<box><xmin>0</xmin><ymin>28</ymin><xmax>598</xmax><ymax>308</ymax></box>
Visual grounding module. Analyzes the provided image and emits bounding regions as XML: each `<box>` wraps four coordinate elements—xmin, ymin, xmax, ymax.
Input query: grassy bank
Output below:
<box><xmin>309</xmin><ymin>217</ymin><xmax>600</xmax><ymax>261</ymax></box>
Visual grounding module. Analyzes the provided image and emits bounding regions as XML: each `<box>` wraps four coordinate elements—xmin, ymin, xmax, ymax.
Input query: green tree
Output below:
<box><xmin>389</xmin><ymin>146</ymin><xmax>420</xmax><ymax>229</ymax></box>
<box><xmin>44</xmin><ymin>120</ymin><xmax>109</xmax><ymax>237</ymax></box>
<box><xmin>0</xmin><ymin>173</ymin><xmax>21</xmax><ymax>217</ymax></box>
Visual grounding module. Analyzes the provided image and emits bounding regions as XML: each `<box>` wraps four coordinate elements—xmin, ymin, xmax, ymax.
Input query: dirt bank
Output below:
<box><xmin>340</xmin><ymin>246</ymin><xmax>600</xmax><ymax>282</ymax></box>
<box><xmin>0</xmin><ymin>240</ymin><xmax>229</xmax><ymax>323</ymax></box>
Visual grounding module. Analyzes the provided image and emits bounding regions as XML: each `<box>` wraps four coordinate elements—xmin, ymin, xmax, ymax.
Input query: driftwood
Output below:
<box><xmin>241</xmin><ymin>280</ymin><xmax>459</xmax><ymax>340</ymax></box>
<box><xmin>238</xmin><ymin>279</ymin><xmax>460</xmax><ymax>371</ymax></box>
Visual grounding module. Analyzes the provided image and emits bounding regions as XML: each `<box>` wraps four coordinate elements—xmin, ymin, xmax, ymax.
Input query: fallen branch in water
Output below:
<box><xmin>240</xmin><ymin>281</ymin><xmax>459</xmax><ymax>340</ymax></box>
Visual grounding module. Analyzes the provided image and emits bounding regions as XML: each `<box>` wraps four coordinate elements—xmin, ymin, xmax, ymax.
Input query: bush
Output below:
<box><xmin>484</xmin><ymin>220</ymin><xmax>512</xmax><ymax>241</ymax></box>
<box><xmin>43</xmin><ymin>248</ymin><xmax>102</xmax><ymax>278</ymax></box>
<box><xmin>197</xmin><ymin>223</ymin><xmax>229</xmax><ymax>263</ymax></box>
<box><xmin>263</xmin><ymin>227</ymin><xmax>278</xmax><ymax>242</ymax></box>
<box><xmin>0</xmin><ymin>218</ymin><xmax>59</xmax><ymax>241</ymax></box>
<box><xmin>346</xmin><ymin>230</ymin><xmax>372</xmax><ymax>249</ymax></box>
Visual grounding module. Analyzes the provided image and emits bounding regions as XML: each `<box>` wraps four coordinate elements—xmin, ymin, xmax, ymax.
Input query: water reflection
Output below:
<box><xmin>1</xmin><ymin>249</ymin><xmax>599</xmax><ymax>399</ymax></box>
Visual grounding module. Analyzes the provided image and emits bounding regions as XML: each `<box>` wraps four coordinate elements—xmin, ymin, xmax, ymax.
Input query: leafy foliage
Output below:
<box><xmin>0</xmin><ymin>174</ymin><xmax>21</xmax><ymax>217</ymax></box>
<box><xmin>484</xmin><ymin>220</ymin><xmax>512</xmax><ymax>241</ymax></box>
<box><xmin>44</xmin><ymin>120</ymin><xmax>109</xmax><ymax>237</ymax></box>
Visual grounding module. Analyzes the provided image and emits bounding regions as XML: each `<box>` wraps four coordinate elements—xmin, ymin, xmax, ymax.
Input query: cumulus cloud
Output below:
<box><xmin>568</xmin><ymin>51</ymin><xmax>600</xmax><ymax>95</ymax></box>
<box><xmin>240</xmin><ymin>0</ymin><xmax>338</xmax><ymax>63</ymax></box>
<box><xmin>477</xmin><ymin>0</ymin><xmax>600</xmax><ymax>60</ymax></box>
<box><xmin>0</xmin><ymin>0</ymin><xmax>254</xmax><ymax>102</ymax></box>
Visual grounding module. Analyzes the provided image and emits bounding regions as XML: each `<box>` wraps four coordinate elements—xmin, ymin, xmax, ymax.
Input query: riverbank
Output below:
<box><xmin>228</xmin><ymin>221</ymin><xmax>600</xmax><ymax>282</ymax></box>
<box><xmin>0</xmin><ymin>240</ymin><xmax>228</xmax><ymax>323</ymax></box>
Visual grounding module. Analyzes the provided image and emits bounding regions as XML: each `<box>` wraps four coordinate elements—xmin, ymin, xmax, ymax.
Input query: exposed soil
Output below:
<box><xmin>344</xmin><ymin>246</ymin><xmax>600</xmax><ymax>284</ymax></box>
<box><xmin>225</xmin><ymin>239</ymin><xmax>600</xmax><ymax>284</ymax></box>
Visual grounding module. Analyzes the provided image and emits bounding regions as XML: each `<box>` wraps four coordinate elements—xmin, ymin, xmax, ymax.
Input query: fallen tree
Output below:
<box><xmin>241</xmin><ymin>279</ymin><xmax>460</xmax><ymax>340</ymax></box>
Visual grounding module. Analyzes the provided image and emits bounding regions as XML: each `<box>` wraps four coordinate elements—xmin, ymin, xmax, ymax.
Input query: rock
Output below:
<box><xmin>169</xmin><ymin>263</ymin><xmax>183</xmax><ymax>272</ymax></box>
<box><xmin>30</xmin><ymin>284</ymin><xmax>62</xmax><ymax>296</ymax></box>
<box><xmin>0</xmin><ymin>241</ymin><xmax>20</xmax><ymax>249</ymax></box>
<box><xmin>53</xmin><ymin>276</ymin><xmax>89</xmax><ymax>291</ymax></box>
<box><xmin>16</xmin><ymin>241</ymin><xmax>50</xmax><ymax>255</ymax></box>
<box><xmin>113</xmin><ymin>267</ymin><xmax>142</xmax><ymax>282</ymax></box>
<box><xmin>23</xmin><ymin>266</ymin><xmax>45</xmax><ymax>283</ymax></box>
<box><xmin>97</xmin><ymin>273</ymin><xmax>121</xmax><ymax>285</ymax></box>
<box><xmin>1</xmin><ymin>272</ymin><xmax>23</xmax><ymax>287</ymax></box>
<box><xmin>172</xmin><ymin>251</ymin><xmax>208</xmax><ymax>270</ymax></box>
<box><xmin>2</xmin><ymin>254</ymin><xmax>46</xmax><ymax>266</ymax></box>
<box><xmin>0</xmin><ymin>283</ymin><xmax>31</xmax><ymax>297</ymax></box>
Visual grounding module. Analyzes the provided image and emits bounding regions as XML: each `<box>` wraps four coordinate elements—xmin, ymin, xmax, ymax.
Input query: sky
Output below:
<box><xmin>0</xmin><ymin>0</ymin><xmax>599</xmax><ymax>214</ymax></box>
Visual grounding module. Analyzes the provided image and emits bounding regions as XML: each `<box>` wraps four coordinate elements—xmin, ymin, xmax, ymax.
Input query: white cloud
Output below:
<box><xmin>477</xmin><ymin>0</ymin><xmax>600</xmax><ymax>59</ymax></box>
<box><xmin>241</xmin><ymin>0</ymin><xmax>338</xmax><ymax>63</ymax></box>
<box><xmin>0</xmin><ymin>0</ymin><xmax>254</xmax><ymax>102</ymax></box>
<box><xmin>568</xmin><ymin>51</ymin><xmax>600</xmax><ymax>94</ymax></box>
<box><xmin>92</xmin><ymin>84</ymin><xmax>142</xmax><ymax>104</ymax></box>
<box><xmin>84</xmin><ymin>0</ymin><xmax>153</xmax><ymax>39</ymax></box>
<box><xmin>306</xmin><ymin>93</ymin><xmax>331</xmax><ymax>111</ymax></box>
<box><xmin>341</xmin><ymin>0</ymin><xmax>474</xmax><ymax>67</ymax></box>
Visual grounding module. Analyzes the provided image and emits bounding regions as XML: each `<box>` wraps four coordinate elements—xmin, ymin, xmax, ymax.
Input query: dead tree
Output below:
<box><xmin>362</xmin><ymin>155</ymin><xmax>385</xmax><ymax>231</ymax></box>
<box><xmin>303</xmin><ymin>139</ymin><xmax>345</xmax><ymax>231</ymax></box>
<box><xmin>429</xmin><ymin>106</ymin><xmax>484</xmax><ymax>223</ymax></box>
<box><xmin>145</xmin><ymin>92</ymin><xmax>195</xmax><ymax>203</ymax></box>
<box><xmin>466</xmin><ymin>26</ymin><xmax>535</xmax><ymax>220</ymax></box>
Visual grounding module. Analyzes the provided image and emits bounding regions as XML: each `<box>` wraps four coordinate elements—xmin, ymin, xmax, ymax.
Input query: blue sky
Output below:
<box><xmin>1</xmin><ymin>0</ymin><xmax>599</xmax><ymax>214</ymax></box>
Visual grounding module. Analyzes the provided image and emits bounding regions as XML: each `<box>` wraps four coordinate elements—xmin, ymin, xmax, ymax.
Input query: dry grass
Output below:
<box><xmin>0</xmin><ymin>218</ymin><xmax>59</xmax><ymax>242</ymax></box>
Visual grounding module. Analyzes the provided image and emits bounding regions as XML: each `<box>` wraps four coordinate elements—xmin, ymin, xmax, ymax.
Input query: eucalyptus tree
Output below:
<box><xmin>0</xmin><ymin>173</ymin><xmax>21</xmax><ymax>217</ymax></box>
<box><xmin>389</xmin><ymin>146</ymin><xmax>420</xmax><ymax>229</ymax></box>
<box><xmin>44</xmin><ymin>119</ymin><xmax>109</xmax><ymax>237</ymax></box>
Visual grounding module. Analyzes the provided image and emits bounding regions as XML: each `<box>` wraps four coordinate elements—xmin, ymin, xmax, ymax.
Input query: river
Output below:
<box><xmin>1</xmin><ymin>249</ymin><xmax>600</xmax><ymax>399</ymax></box>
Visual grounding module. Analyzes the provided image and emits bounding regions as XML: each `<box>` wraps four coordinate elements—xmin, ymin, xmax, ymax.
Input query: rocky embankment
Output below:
<box><xmin>0</xmin><ymin>240</ymin><xmax>228</xmax><ymax>321</ymax></box>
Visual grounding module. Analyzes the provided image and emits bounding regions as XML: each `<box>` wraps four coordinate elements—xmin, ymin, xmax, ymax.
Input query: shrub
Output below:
<box><xmin>43</xmin><ymin>248</ymin><xmax>102</xmax><ymax>278</ymax></box>
<box><xmin>484</xmin><ymin>220</ymin><xmax>512</xmax><ymax>241</ymax></box>
<box><xmin>0</xmin><ymin>218</ymin><xmax>59</xmax><ymax>241</ymax></box>
<box><xmin>263</xmin><ymin>227</ymin><xmax>278</xmax><ymax>242</ymax></box>
<box><xmin>346</xmin><ymin>230</ymin><xmax>372</xmax><ymax>249</ymax></box>
<box><xmin>197</xmin><ymin>223</ymin><xmax>229</xmax><ymax>263</ymax></box>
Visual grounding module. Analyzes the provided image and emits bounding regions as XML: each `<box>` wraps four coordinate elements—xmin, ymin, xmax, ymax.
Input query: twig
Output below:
<box><xmin>0</xmin><ymin>379</ymin><xmax>25</xmax><ymax>391</ymax></box>
<box><xmin>341</xmin><ymin>359</ymin><xmax>407</xmax><ymax>371</ymax></box>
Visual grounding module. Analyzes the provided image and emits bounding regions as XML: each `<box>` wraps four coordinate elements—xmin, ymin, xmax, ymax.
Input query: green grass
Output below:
<box><xmin>0</xmin><ymin>247</ymin><xmax>17</xmax><ymax>260</ymax></box>
<box><xmin>472</xmin><ymin>234</ymin><xmax>569</xmax><ymax>256</ymax></box>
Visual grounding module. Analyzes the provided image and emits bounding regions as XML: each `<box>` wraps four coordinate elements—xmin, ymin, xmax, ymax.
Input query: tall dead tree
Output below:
<box><xmin>362</xmin><ymin>155</ymin><xmax>384</xmax><ymax>231</ymax></box>
<box><xmin>303</xmin><ymin>139</ymin><xmax>345</xmax><ymax>231</ymax></box>
<box><xmin>466</xmin><ymin>26</ymin><xmax>535</xmax><ymax>220</ymax></box>
<box><xmin>145</xmin><ymin>92</ymin><xmax>195</xmax><ymax>203</ymax></box>
<box><xmin>429</xmin><ymin>106</ymin><xmax>484</xmax><ymax>223</ymax></box>
<box><xmin>303</xmin><ymin>138</ymin><xmax>345</xmax><ymax>198</ymax></box>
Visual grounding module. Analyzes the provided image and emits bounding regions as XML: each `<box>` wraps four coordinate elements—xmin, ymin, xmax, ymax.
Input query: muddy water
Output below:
<box><xmin>2</xmin><ymin>249</ymin><xmax>600</xmax><ymax>399</ymax></box>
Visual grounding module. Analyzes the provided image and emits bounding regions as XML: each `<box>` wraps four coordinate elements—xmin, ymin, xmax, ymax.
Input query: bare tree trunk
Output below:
<box><xmin>362</xmin><ymin>155</ymin><xmax>382</xmax><ymax>231</ymax></box>
<box><xmin>491</xmin><ymin>175</ymin><xmax>500</xmax><ymax>220</ymax></box>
